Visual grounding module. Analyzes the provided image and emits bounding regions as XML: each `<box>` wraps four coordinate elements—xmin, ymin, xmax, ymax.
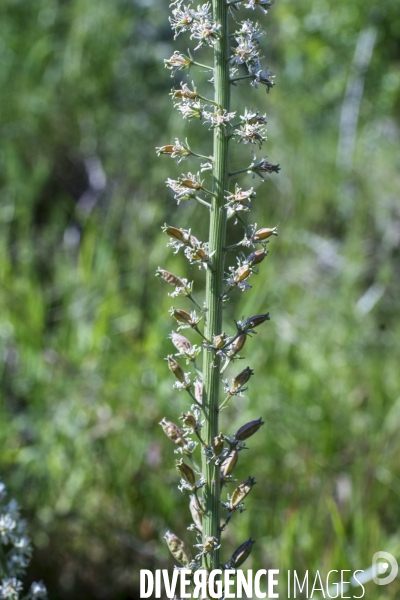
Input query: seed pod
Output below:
<box><xmin>232</xmin><ymin>366</ymin><xmax>254</xmax><ymax>391</ymax></box>
<box><xmin>230</xmin><ymin>538</ymin><xmax>255</xmax><ymax>568</ymax></box>
<box><xmin>194</xmin><ymin>380</ymin><xmax>203</xmax><ymax>404</ymax></box>
<box><xmin>171</xmin><ymin>308</ymin><xmax>193</xmax><ymax>325</ymax></box>
<box><xmin>221</xmin><ymin>450</ymin><xmax>238</xmax><ymax>477</ymax></box>
<box><xmin>166</xmin><ymin>355</ymin><xmax>186</xmax><ymax>383</ymax></box>
<box><xmin>244</xmin><ymin>313</ymin><xmax>270</xmax><ymax>329</ymax></box>
<box><xmin>176</xmin><ymin>459</ymin><xmax>196</xmax><ymax>486</ymax></box>
<box><xmin>173</xmin><ymin>89</ymin><xmax>198</xmax><ymax>100</ymax></box>
<box><xmin>157</xmin><ymin>145</ymin><xmax>175</xmax><ymax>155</ymax></box>
<box><xmin>190</xmin><ymin>247</ymin><xmax>209</xmax><ymax>262</ymax></box>
<box><xmin>171</xmin><ymin>332</ymin><xmax>193</xmax><ymax>354</ymax></box>
<box><xmin>163</xmin><ymin>225</ymin><xmax>188</xmax><ymax>242</ymax></box>
<box><xmin>229</xmin><ymin>477</ymin><xmax>256</xmax><ymax>510</ymax></box>
<box><xmin>180</xmin><ymin>178</ymin><xmax>201</xmax><ymax>190</ymax></box>
<box><xmin>213</xmin><ymin>332</ymin><xmax>228</xmax><ymax>349</ymax></box>
<box><xmin>234</xmin><ymin>417</ymin><xmax>265</xmax><ymax>442</ymax></box>
<box><xmin>252</xmin><ymin>226</ymin><xmax>278</xmax><ymax>242</ymax></box>
<box><xmin>156</xmin><ymin>268</ymin><xmax>185</xmax><ymax>288</ymax></box>
<box><xmin>180</xmin><ymin>412</ymin><xmax>197</xmax><ymax>429</ymax></box>
<box><xmin>213</xmin><ymin>433</ymin><xmax>225</xmax><ymax>456</ymax></box>
<box><xmin>164</xmin><ymin>531</ymin><xmax>192</xmax><ymax>567</ymax></box>
<box><xmin>246</xmin><ymin>249</ymin><xmax>267</xmax><ymax>266</ymax></box>
<box><xmin>227</xmin><ymin>333</ymin><xmax>246</xmax><ymax>357</ymax></box>
<box><xmin>189</xmin><ymin>495</ymin><xmax>204</xmax><ymax>530</ymax></box>
<box><xmin>234</xmin><ymin>264</ymin><xmax>251</xmax><ymax>283</ymax></box>
<box><xmin>204</xmin><ymin>536</ymin><xmax>219</xmax><ymax>553</ymax></box>
<box><xmin>160</xmin><ymin>418</ymin><xmax>187</xmax><ymax>447</ymax></box>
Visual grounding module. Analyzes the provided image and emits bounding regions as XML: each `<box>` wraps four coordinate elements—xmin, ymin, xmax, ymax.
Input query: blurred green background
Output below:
<box><xmin>1</xmin><ymin>0</ymin><xmax>400</xmax><ymax>598</ymax></box>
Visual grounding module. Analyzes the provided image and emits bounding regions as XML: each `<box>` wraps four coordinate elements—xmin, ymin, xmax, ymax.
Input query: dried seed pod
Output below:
<box><xmin>229</xmin><ymin>477</ymin><xmax>256</xmax><ymax>510</ymax></box>
<box><xmin>227</xmin><ymin>333</ymin><xmax>247</xmax><ymax>357</ymax></box>
<box><xmin>176</xmin><ymin>459</ymin><xmax>196</xmax><ymax>486</ymax></box>
<box><xmin>160</xmin><ymin>418</ymin><xmax>187</xmax><ymax>447</ymax></box>
<box><xmin>234</xmin><ymin>417</ymin><xmax>265</xmax><ymax>442</ymax></box>
<box><xmin>213</xmin><ymin>332</ymin><xmax>228</xmax><ymax>349</ymax></box>
<box><xmin>246</xmin><ymin>249</ymin><xmax>267</xmax><ymax>266</ymax></box>
<box><xmin>194</xmin><ymin>380</ymin><xmax>203</xmax><ymax>404</ymax></box>
<box><xmin>156</xmin><ymin>268</ymin><xmax>185</xmax><ymax>288</ymax></box>
<box><xmin>213</xmin><ymin>433</ymin><xmax>225</xmax><ymax>456</ymax></box>
<box><xmin>252</xmin><ymin>226</ymin><xmax>278</xmax><ymax>242</ymax></box>
<box><xmin>166</xmin><ymin>355</ymin><xmax>186</xmax><ymax>383</ymax></box>
<box><xmin>221</xmin><ymin>450</ymin><xmax>238</xmax><ymax>477</ymax></box>
<box><xmin>229</xmin><ymin>538</ymin><xmax>255</xmax><ymax>568</ymax></box>
<box><xmin>232</xmin><ymin>366</ymin><xmax>254</xmax><ymax>391</ymax></box>
<box><xmin>180</xmin><ymin>178</ymin><xmax>201</xmax><ymax>190</ymax></box>
<box><xmin>180</xmin><ymin>413</ymin><xmax>197</xmax><ymax>429</ymax></box>
<box><xmin>171</xmin><ymin>308</ymin><xmax>193</xmax><ymax>325</ymax></box>
<box><xmin>189</xmin><ymin>495</ymin><xmax>204</xmax><ymax>529</ymax></box>
<box><xmin>244</xmin><ymin>313</ymin><xmax>270</xmax><ymax>329</ymax></box>
<box><xmin>190</xmin><ymin>247</ymin><xmax>209</xmax><ymax>262</ymax></box>
<box><xmin>163</xmin><ymin>225</ymin><xmax>188</xmax><ymax>242</ymax></box>
<box><xmin>164</xmin><ymin>531</ymin><xmax>192</xmax><ymax>567</ymax></box>
<box><xmin>234</xmin><ymin>264</ymin><xmax>251</xmax><ymax>283</ymax></box>
<box><xmin>171</xmin><ymin>332</ymin><xmax>193</xmax><ymax>354</ymax></box>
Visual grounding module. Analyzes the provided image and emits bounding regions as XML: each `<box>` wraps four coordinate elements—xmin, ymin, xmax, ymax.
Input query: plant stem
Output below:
<box><xmin>201</xmin><ymin>0</ymin><xmax>230</xmax><ymax>571</ymax></box>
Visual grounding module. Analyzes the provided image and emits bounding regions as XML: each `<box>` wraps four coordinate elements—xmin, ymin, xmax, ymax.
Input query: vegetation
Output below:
<box><xmin>0</xmin><ymin>0</ymin><xmax>399</xmax><ymax>598</ymax></box>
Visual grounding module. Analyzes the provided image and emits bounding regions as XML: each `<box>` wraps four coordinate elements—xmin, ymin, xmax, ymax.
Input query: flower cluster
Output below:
<box><xmin>170</xmin><ymin>1</ymin><xmax>220</xmax><ymax>49</ymax></box>
<box><xmin>0</xmin><ymin>481</ymin><xmax>47</xmax><ymax>600</ymax></box>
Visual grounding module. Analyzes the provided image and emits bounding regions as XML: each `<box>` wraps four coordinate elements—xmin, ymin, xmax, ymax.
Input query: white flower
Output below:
<box><xmin>0</xmin><ymin>578</ymin><xmax>23</xmax><ymax>600</ymax></box>
<box><xmin>203</xmin><ymin>109</ymin><xmax>236</xmax><ymax>129</ymax></box>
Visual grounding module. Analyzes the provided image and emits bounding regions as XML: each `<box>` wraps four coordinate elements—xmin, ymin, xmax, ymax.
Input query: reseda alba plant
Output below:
<box><xmin>156</xmin><ymin>0</ymin><xmax>279</xmax><ymax>593</ymax></box>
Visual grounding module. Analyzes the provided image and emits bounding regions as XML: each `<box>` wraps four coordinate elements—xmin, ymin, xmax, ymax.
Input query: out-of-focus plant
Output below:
<box><xmin>156</xmin><ymin>0</ymin><xmax>279</xmax><ymax>589</ymax></box>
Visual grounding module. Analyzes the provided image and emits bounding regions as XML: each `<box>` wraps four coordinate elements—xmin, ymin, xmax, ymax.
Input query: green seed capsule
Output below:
<box><xmin>163</xmin><ymin>225</ymin><xmax>188</xmax><ymax>242</ymax></box>
<box><xmin>229</xmin><ymin>477</ymin><xmax>256</xmax><ymax>510</ymax></box>
<box><xmin>176</xmin><ymin>459</ymin><xmax>196</xmax><ymax>486</ymax></box>
<box><xmin>164</xmin><ymin>531</ymin><xmax>192</xmax><ymax>567</ymax></box>
<box><xmin>234</xmin><ymin>418</ymin><xmax>265</xmax><ymax>442</ymax></box>
<box><xmin>230</xmin><ymin>538</ymin><xmax>255</xmax><ymax>568</ymax></box>
<box><xmin>252</xmin><ymin>226</ymin><xmax>278</xmax><ymax>241</ymax></box>
<box><xmin>227</xmin><ymin>333</ymin><xmax>247</xmax><ymax>357</ymax></box>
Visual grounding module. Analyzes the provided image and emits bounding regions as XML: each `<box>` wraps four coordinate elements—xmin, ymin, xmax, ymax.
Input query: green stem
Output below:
<box><xmin>201</xmin><ymin>0</ymin><xmax>230</xmax><ymax>571</ymax></box>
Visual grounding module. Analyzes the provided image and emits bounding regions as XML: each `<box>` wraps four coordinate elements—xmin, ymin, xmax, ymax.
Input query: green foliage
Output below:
<box><xmin>1</xmin><ymin>0</ymin><xmax>399</xmax><ymax>598</ymax></box>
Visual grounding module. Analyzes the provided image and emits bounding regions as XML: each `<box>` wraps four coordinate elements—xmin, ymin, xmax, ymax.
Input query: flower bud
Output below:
<box><xmin>234</xmin><ymin>264</ymin><xmax>251</xmax><ymax>283</ymax></box>
<box><xmin>229</xmin><ymin>477</ymin><xmax>256</xmax><ymax>510</ymax></box>
<box><xmin>176</xmin><ymin>459</ymin><xmax>196</xmax><ymax>486</ymax></box>
<box><xmin>160</xmin><ymin>418</ymin><xmax>187</xmax><ymax>447</ymax></box>
<box><xmin>227</xmin><ymin>333</ymin><xmax>246</xmax><ymax>357</ymax></box>
<box><xmin>180</xmin><ymin>412</ymin><xmax>197</xmax><ymax>429</ymax></box>
<box><xmin>164</xmin><ymin>531</ymin><xmax>192</xmax><ymax>567</ymax></box>
<box><xmin>213</xmin><ymin>433</ymin><xmax>225</xmax><ymax>456</ymax></box>
<box><xmin>244</xmin><ymin>313</ymin><xmax>270</xmax><ymax>329</ymax></box>
<box><xmin>189</xmin><ymin>495</ymin><xmax>203</xmax><ymax>530</ymax></box>
<box><xmin>173</xmin><ymin>89</ymin><xmax>198</xmax><ymax>100</ymax></box>
<box><xmin>229</xmin><ymin>538</ymin><xmax>255</xmax><ymax>568</ymax></box>
<box><xmin>232</xmin><ymin>366</ymin><xmax>254</xmax><ymax>391</ymax></box>
<box><xmin>166</xmin><ymin>355</ymin><xmax>186</xmax><ymax>383</ymax></box>
<box><xmin>246</xmin><ymin>249</ymin><xmax>267</xmax><ymax>266</ymax></box>
<box><xmin>234</xmin><ymin>418</ymin><xmax>265</xmax><ymax>442</ymax></box>
<box><xmin>221</xmin><ymin>450</ymin><xmax>238</xmax><ymax>477</ymax></box>
<box><xmin>252</xmin><ymin>226</ymin><xmax>278</xmax><ymax>242</ymax></box>
<box><xmin>156</xmin><ymin>268</ymin><xmax>185</xmax><ymax>288</ymax></box>
<box><xmin>194</xmin><ymin>380</ymin><xmax>203</xmax><ymax>404</ymax></box>
<box><xmin>171</xmin><ymin>332</ymin><xmax>193</xmax><ymax>354</ymax></box>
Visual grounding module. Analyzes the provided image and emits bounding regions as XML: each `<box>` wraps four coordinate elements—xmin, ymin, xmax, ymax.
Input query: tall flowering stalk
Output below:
<box><xmin>157</xmin><ymin>0</ymin><xmax>279</xmax><ymax>590</ymax></box>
